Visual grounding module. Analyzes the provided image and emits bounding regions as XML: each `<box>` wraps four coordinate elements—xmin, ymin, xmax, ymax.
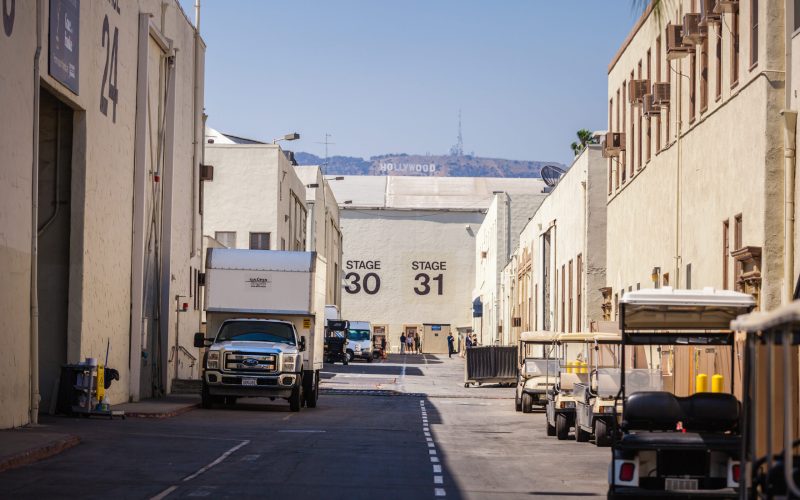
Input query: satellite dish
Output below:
<box><xmin>540</xmin><ymin>165</ymin><xmax>566</xmax><ymax>187</ymax></box>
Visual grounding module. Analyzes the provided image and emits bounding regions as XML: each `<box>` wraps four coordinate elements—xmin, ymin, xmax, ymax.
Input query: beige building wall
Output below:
<box><xmin>294</xmin><ymin>165</ymin><xmax>343</xmax><ymax>307</ymax></box>
<box><xmin>605</xmin><ymin>0</ymin><xmax>785</xmax><ymax>313</ymax></box>
<box><xmin>0</xmin><ymin>1</ymin><xmax>205</xmax><ymax>428</ymax></box>
<box><xmin>203</xmin><ymin>144</ymin><xmax>308</xmax><ymax>253</ymax></box>
<box><xmin>473</xmin><ymin>191</ymin><xmax>547</xmax><ymax>345</ymax></box>
<box><xmin>503</xmin><ymin>146</ymin><xmax>607</xmax><ymax>341</ymax></box>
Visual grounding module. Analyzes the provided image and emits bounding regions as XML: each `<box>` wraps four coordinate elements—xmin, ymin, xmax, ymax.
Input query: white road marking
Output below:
<box><xmin>150</xmin><ymin>486</ymin><xmax>177</xmax><ymax>500</ymax></box>
<box><xmin>430</xmin><ymin>456</ymin><xmax>439</xmax><ymax>463</ymax></box>
<box><xmin>426</xmin><ymin>437</ymin><xmax>433</xmax><ymax>442</ymax></box>
<box><xmin>239</xmin><ymin>454</ymin><xmax>260</xmax><ymax>462</ymax></box>
<box><xmin>429</xmin><ymin>449</ymin><xmax>437</xmax><ymax>455</ymax></box>
<box><xmin>183</xmin><ymin>440</ymin><xmax>250</xmax><ymax>481</ymax></box>
<box><xmin>428</xmin><ymin>442</ymin><xmax>435</xmax><ymax>448</ymax></box>
<box><xmin>434</xmin><ymin>475</ymin><xmax>443</xmax><ymax>484</ymax></box>
<box><xmin>277</xmin><ymin>430</ymin><xmax>326</xmax><ymax>433</ymax></box>
<box><xmin>435</xmin><ymin>487</ymin><xmax>446</xmax><ymax>496</ymax></box>
<box><xmin>425</xmin><ymin>432</ymin><xmax>431</xmax><ymax>437</ymax></box>
<box><xmin>433</xmin><ymin>465</ymin><xmax>442</xmax><ymax>473</ymax></box>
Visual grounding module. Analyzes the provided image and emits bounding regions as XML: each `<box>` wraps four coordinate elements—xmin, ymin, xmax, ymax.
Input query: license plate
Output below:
<box><xmin>665</xmin><ymin>478</ymin><xmax>698</xmax><ymax>491</ymax></box>
<box><xmin>241</xmin><ymin>378</ymin><xmax>257</xmax><ymax>386</ymax></box>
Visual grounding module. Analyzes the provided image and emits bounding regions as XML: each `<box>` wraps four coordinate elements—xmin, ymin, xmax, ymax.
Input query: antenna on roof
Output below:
<box><xmin>540</xmin><ymin>165</ymin><xmax>566</xmax><ymax>192</ymax></box>
<box><xmin>314</xmin><ymin>133</ymin><xmax>335</xmax><ymax>173</ymax></box>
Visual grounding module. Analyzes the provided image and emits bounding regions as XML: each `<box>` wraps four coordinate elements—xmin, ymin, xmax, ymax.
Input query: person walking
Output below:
<box><xmin>414</xmin><ymin>334</ymin><xmax>421</xmax><ymax>354</ymax></box>
<box><xmin>381</xmin><ymin>336</ymin><xmax>388</xmax><ymax>360</ymax></box>
<box><xmin>447</xmin><ymin>333</ymin><xmax>455</xmax><ymax>358</ymax></box>
<box><xmin>400</xmin><ymin>333</ymin><xmax>406</xmax><ymax>354</ymax></box>
<box><xmin>406</xmin><ymin>334</ymin><xmax>414</xmax><ymax>354</ymax></box>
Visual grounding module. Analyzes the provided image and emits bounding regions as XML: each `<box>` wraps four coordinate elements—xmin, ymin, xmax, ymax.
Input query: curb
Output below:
<box><xmin>123</xmin><ymin>403</ymin><xmax>199</xmax><ymax>419</ymax></box>
<box><xmin>0</xmin><ymin>434</ymin><xmax>80</xmax><ymax>473</ymax></box>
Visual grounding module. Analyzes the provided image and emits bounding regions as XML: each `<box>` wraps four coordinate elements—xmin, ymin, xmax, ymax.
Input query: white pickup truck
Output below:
<box><xmin>196</xmin><ymin>249</ymin><xmax>326</xmax><ymax>412</ymax></box>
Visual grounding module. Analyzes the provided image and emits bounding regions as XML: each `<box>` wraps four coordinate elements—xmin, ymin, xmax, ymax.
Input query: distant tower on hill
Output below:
<box><xmin>449</xmin><ymin>109</ymin><xmax>464</xmax><ymax>157</ymax></box>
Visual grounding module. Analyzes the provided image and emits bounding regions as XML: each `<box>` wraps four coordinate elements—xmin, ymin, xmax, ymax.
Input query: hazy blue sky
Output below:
<box><xmin>179</xmin><ymin>1</ymin><xmax>641</xmax><ymax>165</ymax></box>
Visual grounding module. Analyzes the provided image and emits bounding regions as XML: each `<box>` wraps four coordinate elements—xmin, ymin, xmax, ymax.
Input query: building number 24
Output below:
<box><xmin>344</xmin><ymin>272</ymin><xmax>443</xmax><ymax>295</ymax></box>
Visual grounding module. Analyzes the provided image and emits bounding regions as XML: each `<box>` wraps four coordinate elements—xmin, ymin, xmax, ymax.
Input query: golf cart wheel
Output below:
<box><xmin>515</xmin><ymin>391</ymin><xmax>522</xmax><ymax>412</ymax></box>
<box><xmin>521</xmin><ymin>393</ymin><xmax>533</xmax><ymax>414</ymax></box>
<box><xmin>367</xmin><ymin>355</ymin><xmax>373</xmax><ymax>363</ymax></box>
<box><xmin>546</xmin><ymin>418</ymin><xmax>556</xmax><ymax>436</ymax></box>
<box><xmin>556</xmin><ymin>413</ymin><xmax>570</xmax><ymax>440</ymax></box>
<box><xmin>464</xmin><ymin>382</ymin><xmax>470</xmax><ymax>388</ymax></box>
<box><xmin>289</xmin><ymin>383</ymin><xmax>302</xmax><ymax>412</ymax></box>
<box><xmin>594</xmin><ymin>419</ymin><xmax>611</xmax><ymax>447</ymax></box>
<box><xmin>576</xmin><ymin>425</ymin><xmax>590</xmax><ymax>443</ymax></box>
<box><xmin>346</xmin><ymin>350</ymin><xmax>354</xmax><ymax>363</ymax></box>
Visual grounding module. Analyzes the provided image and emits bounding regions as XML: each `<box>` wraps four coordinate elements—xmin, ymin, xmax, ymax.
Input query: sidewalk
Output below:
<box><xmin>0</xmin><ymin>428</ymin><xmax>79</xmax><ymax>473</ymax></box>
<box><xmin>112</xmin><ymin>394</ymin><xmax>200</xmax><ymax>418</ymax></box>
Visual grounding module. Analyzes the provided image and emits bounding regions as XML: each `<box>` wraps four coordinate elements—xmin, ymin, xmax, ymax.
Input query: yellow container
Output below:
<box><xmin>97</xmin><ymin>365</ymin><xmax>105</xmax><ymax>402</ymax></box>
<box><xmin>566</xmin><ymin>362</ymin><xmax>574</xmax><ymax>374</ymax></box>
<box><xmin>695</xmin><ymin>373</ymin><xmax>708</xmax><ymax>393</ymax></box>
<box><xmin>580</xmin><ymin>361</ymin><xmax>588</xmax><ymax>374</ymax></box>
<box><xmin>711</xmin><ymin>374</ymin><xmax>724</xmax><ymax>393</ymax></box>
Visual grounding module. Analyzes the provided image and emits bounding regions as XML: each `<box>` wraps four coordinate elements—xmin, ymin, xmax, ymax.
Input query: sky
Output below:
<box><xmin>179</xmin><ymin>1</ymin><xmax>642</xmax><ymax>166</ymax></box>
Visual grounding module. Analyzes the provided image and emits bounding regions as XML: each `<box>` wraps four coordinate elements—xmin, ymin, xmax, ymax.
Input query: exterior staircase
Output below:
<box><xmin>171</xmin><ymin>378</ymin><xmax>202</xmax><ymax>395</ymax></box>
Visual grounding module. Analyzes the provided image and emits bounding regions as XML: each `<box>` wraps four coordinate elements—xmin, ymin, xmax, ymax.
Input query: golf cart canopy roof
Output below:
<box><xmin>519</xmin><ymin>331</ymin><xmax>559</xmax><ymax>343</ymax></box>
<box><xmin>620</xmin><ymin>287</ymin><xmax>755</xmax><ymax>331</ymax></box>
<box><xmin>731</xmin><ymin>300</ymin><xmax>800</xmax><ymax>332</ymax></box>
<box><xmin>556</xmin><ymin>332</ymin><xmax>621</xmax><ymax>344</ymax></box>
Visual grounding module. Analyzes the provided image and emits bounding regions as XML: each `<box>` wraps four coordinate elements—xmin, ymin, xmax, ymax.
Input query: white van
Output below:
<box><xmin>346</xmin><ymin>321</ymin><xmax>373</xmax><ymax>363</ymax></box>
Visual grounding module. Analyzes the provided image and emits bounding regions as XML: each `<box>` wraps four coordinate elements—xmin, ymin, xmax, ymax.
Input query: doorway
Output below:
<box><xmin>37</xmin><ymin>88</ymin><xmax>74</xmax><ymax>411</ymax></box>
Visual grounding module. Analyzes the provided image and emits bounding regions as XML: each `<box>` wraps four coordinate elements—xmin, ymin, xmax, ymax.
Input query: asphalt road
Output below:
<box><xmin>0</xmin><ymin>354</ymin><xmax>608</xmax><ymax>499</ymax></box>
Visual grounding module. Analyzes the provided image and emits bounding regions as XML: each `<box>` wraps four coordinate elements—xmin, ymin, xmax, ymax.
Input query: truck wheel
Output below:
<box><xmin>546</xmin><ymin>418</ymin><xmax>556</xmax><ymax>436</ymax></box>
<box><xmin>556</xmin><ymin>413</ymin><xmax>570</xmax><ymax>440</ymax></box>
<box><xmin>306</xmin><ymin>374</ymin><xmax>319</xmax><ymax>409</ymax></box>
<box><xmin>521</xmin><ymin>393</ymin><xmax>533</xmax><ymax>414</ymax></box>
<box><xmin>289</xmin><ymin>383</ymin><xmax>302</xmax><ymax>412</ymax></box>
<box><xmin>201</xmin><ymin>382</ymin><xmax>214</xmax><ymax>409</ymax></box>
<box><xmin>594</xmin><ymin>419</ymin><xmax>611</xmax><ymax>447</ymax></box>
<box><xmin>576</xmin><ymin>425</ymin><xmax>590</xmax><ymax>443</ymax></box>
<box><xmin>346</xmin><ymin>350</ymin><xmax>354</xmax><ymax>363</ymax></box>
<box><xmin>367</xmin><ymin>355</ymin><xmax>373</xmax><ymax>363</ymax></box>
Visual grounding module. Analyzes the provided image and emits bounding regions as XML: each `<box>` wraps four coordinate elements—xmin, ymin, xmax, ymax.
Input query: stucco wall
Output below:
<box><xmin>0</xmin><ymin>0</ymin><xmax>204</xmax><ymax>427</ymax></box>
<box><xmin>339</xmin><ymin>208</ymin><xmax>484</xmax><ymax>352</ymax></box>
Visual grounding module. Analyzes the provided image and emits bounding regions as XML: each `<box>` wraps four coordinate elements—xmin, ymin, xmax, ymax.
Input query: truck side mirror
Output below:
<box><xmin>194</xmin><ymin>332</ymin><xmax>207</xmax><ymax>348</ymax></box>
<box><xmin>299</xmin><ymin>336</ymin><xmax>306</xmax><ymax>352</ymax></box>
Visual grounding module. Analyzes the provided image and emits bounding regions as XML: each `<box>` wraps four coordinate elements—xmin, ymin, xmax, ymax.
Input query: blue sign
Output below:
<box><xmin>472</xmin><ymin>297</ymin><xmax>483</xmax><ymax>318</ymax></box>
<box><xmin>49</xmin><ymin>0</ymin><xmax>80</xmax><ymax>94</ymax></box>
<box><xmin>431</xmin><ymin>325</ymin><xmax>442</xmax><ymax>331</ymax></box>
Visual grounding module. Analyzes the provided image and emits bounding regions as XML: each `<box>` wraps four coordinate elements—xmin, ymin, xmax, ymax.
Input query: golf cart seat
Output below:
<box><xmin>679</xmin><ymin>392</ymin><xmax>739</xmax><ymax>432</ymax></box>
<box><xmin>623</xmin><ymin>391</ymin><xmax>682</xmax><ymax>431</ymax></box>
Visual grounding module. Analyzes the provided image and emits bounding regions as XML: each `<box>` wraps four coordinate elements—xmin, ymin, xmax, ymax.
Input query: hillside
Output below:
<box><xmin>293</xmin><ymin>152</ymin><xmax>561</xmax><ymax>178</ymax></box>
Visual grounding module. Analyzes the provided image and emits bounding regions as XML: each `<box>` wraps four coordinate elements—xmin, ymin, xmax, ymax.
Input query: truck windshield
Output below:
<box><xmin>216</xmin><ymin>321</ymin><xmax>296</xmax><ymax>344</ymax></box>
<box><xmin>347</xmin><ymin>329</ymin><xmax>370</xmax><ymax>341</ymax></box>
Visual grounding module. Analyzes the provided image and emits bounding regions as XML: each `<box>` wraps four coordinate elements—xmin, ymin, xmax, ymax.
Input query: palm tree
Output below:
<box><xmin>570</xmin><ymin>129</ymin><xmax>597</xmax><ymax>157</ymax></box>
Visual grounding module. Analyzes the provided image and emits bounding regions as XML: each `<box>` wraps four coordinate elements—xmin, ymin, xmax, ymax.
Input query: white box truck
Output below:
<box><xmin>195</xmin><ymin>249</ymin><xmax>326</xmax><ymax>412</ymax></box>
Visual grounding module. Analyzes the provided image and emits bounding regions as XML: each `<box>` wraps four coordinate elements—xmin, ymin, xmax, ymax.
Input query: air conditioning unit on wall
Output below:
<box><xmin>603</xmin><ymin>132</ymin><xmax>626</xmax><ymax>157</ymax></box>
<box><xmin>652</xmin><ymin>82</ymin><xmax>671</xmax><ymax>105</ymax></box>
<box><xmin>642</xmin><ymin>94</ymin><xmax>661</xmax><ymax>118</ymax></box>
<box><xmin>714</xmin><ymin>0</ymin><xmax>739</xmax><ymax>14</ymax></box>
<box><xmin>700</xmin><ymin>0</ymin><xmax>721</xmax><ymax>25</ymax></box>
<box><xmin>666</xmin><ymin>24</ymin><xmax>691</xmax><ymax>59</ymax></box>
<box><xmin>682</xmin><ymin>13</ymin><xmax>707</xmax><ymax>45</ymax></box>
<box><xmin>628</xmin><ymin>79</ymin><xmax>650</xmax><ymax>106</ymax></box>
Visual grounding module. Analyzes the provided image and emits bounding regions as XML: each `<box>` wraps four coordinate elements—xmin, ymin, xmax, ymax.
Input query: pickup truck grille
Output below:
<box><xmin>224</xmin><ymin>352</ymin><xmax>278</xmax><ymax>373</ymax></box>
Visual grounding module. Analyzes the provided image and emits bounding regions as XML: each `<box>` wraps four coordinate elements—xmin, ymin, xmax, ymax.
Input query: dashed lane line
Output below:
<box><xmin>421</xmin><ymin>399</ymin><xmax>446</xmax><ymax>497</ymax></box>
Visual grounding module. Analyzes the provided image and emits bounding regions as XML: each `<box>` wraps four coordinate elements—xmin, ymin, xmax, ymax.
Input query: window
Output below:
<box><xmin>249</xmin><ymin>232</ymin><xmax>270</xmax><ymax>250</ymax></box>
<box><xmin>700</xmin><ymin>37</ymin><xmax>708</xmax><ymax>111</ymax></box>
<box><xmin>215</xmin><ymin>231</ymin><xmax>236</xmax><ymax>248</ymax></box>
<box><xmin>750</xmin><ymin>0</ymin><xmax>758</xmax><ymax>67</ymax></box>
<box><xmin>715</xmin><ymin>25</ymin><xmax>722</xmax><ymax>100</ymax></box>
<box><xmin>609</xmin><ymin>97</ymin><xmax>614</xmax><ymax>195</ymax></box>
<box><xmin>637</xmin><ymin>61</ymin><xmax>643</xmax><ymax>170</ymax></box>
<box><xmin>665</xmin><ymin>55</ymin><xmax>671</xmax><ymax>141</ymax></box>
<box><xmin>622</xmin><ymin>82</ymin><xmax>627</xmax><ymax>185</ymax></box>
<box><xmin>656</xmin><ymin>36</ymin><xmax>662</xmax><ymax>151</ymax></box>
<box><xmin>646</xmin><ymin>50</ymin><xmax>652</xmax><ymax>162</ymax></box>
<box><xmin>732</xmin><ymin>10</ymin><xmax>740</xmax><ymax>87</ymax></box>
<box><xmin>568</xmin><ymin>259</ymin><xmax>573</xmax><ymax>333</ymax></box>
<box><xmin>576</xmin><ymin>254</ymin><xmax>582</xmax><ymax>332</ymax></box>
<box><xmin>734</xmin><ymin>214</ymin><xmax>743</xmax><ymax>285</ymax></box>
<box><xmin>281</xmin><ymin>238</ymin><xmax>286</xmax><ymax>250</ymax></box>
<box><xmin>723</xmin><ymin>219</ymin><xmax>730</xmax><ymax>289</ymax></box>
<box><xmin>690</xmin><ymin>52</ymin><xmax>697</xmax><ymax>122</ymax></box>
<box><xmin>614</xmin><ymin>293</ymin><xmax>619</xmax><ymax>321</ymax></box>
<box><xmin>629</xmin><ymin>71</ymin><xmax>635</xmax><ymax>180</ymax></box>
<box><xmin>795</xmin><ymin>0</ymin><xmax>800</xmax><ymax>32</ymax></box>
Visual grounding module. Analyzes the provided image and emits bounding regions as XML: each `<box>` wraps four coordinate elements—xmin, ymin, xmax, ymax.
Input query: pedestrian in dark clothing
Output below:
<box><xmin>400</xmin><ymin>334</ymin><xmax>406</xmax><ymax>354</ymax></box>
<box><xmin>465</xmin><ymin>335</ymin><xmax>473</xmax><ymax>349</ymax></box>
<box><xmin>447</xmin><ymin>334</ymin><xmax>455</xmax><ymax>358</ymax></box>
<box><xmin>414</xmin><ymin>335</ymin><xmax>421</xmax><ymax>354</ymax></box>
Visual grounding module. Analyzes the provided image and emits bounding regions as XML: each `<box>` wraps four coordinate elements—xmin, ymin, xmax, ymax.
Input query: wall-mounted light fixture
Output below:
<box><xmin>651</xmin><ymin>267</ymin><xmax>661</xmax><ymax>288</ymax></box>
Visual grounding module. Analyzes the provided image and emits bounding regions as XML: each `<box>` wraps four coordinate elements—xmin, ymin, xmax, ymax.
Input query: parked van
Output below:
<box><xmin>346</xmin><ymin>321</ymin><xmax>373</xmax><ymax>362</ymax></box>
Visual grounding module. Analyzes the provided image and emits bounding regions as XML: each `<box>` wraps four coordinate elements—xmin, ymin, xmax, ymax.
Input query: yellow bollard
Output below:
<box><xmin>695</xmin><ymin>373</ymin><xmax>708</xmax><ymax>393</ymax></box>
<box><xmin>711</xmin><ymin>374</ymin><xmax>724</xmax><ymax>393</ymax></box>
<box><xmin>580</xmin><ymin>361</ymin><xmax>588</xmax><ymax>374</ymax></box>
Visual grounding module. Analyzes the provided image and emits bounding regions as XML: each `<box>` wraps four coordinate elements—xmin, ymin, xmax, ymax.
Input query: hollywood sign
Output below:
<box><xmin>378</xmin><ymin>162</ymin><xmax>437</xmax><ymax>174</ymax></box>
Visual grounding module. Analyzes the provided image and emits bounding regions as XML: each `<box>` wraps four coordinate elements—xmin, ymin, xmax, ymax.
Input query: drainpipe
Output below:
<box><xmin>30</xmin><ymin>0</ymin><xmax>44</xmax><ymax>425</ymax></box>
<box><xmin>782</xmin><ymin>110</ymin><xmax>797</xmax><ymax>304</ymax></box>
<box><xmin>194</xmin><ymin>0</ymin><xmax>200</xmax><ymax>31</ymax></box>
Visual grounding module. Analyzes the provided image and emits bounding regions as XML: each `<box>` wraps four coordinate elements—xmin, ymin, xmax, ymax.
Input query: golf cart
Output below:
<box><xmin>515</xmin><ymin>331</ymin><xmax>559</xmax><ymax>413</ymax></box>
<box><xmin>732</xmin><ymin>300</ymin><xmax>800</xmax><ymax>499</ymax></box>
<box><xmin>545</xmin><ymin>332</ymin><xmax>596</xmax><ymax>440</ymax></box>
<box><xmin>324</xmin><ymin>319</ymin><xmax>349</xmax><ymax>365</ymax></box>
<box><xmin>574</xmin><ymin>332</ymin><xmax>622</xmax><ymax>446</ymax></box>
<box><xmin>608</xmin><ymin>287</ymin><xmax>754</xmax><ymax>499</ymax></box>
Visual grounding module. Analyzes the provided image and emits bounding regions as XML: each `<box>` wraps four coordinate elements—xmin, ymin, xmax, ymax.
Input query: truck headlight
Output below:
<box><xmin>207</xmin><ymin>351</ymin><xmax>220</xmax><ymax>370</ymax></box>
<box><xmin>282</xmin><ymin>354</ymin><xmax>299</xmax><ymax>372</ymax></box>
